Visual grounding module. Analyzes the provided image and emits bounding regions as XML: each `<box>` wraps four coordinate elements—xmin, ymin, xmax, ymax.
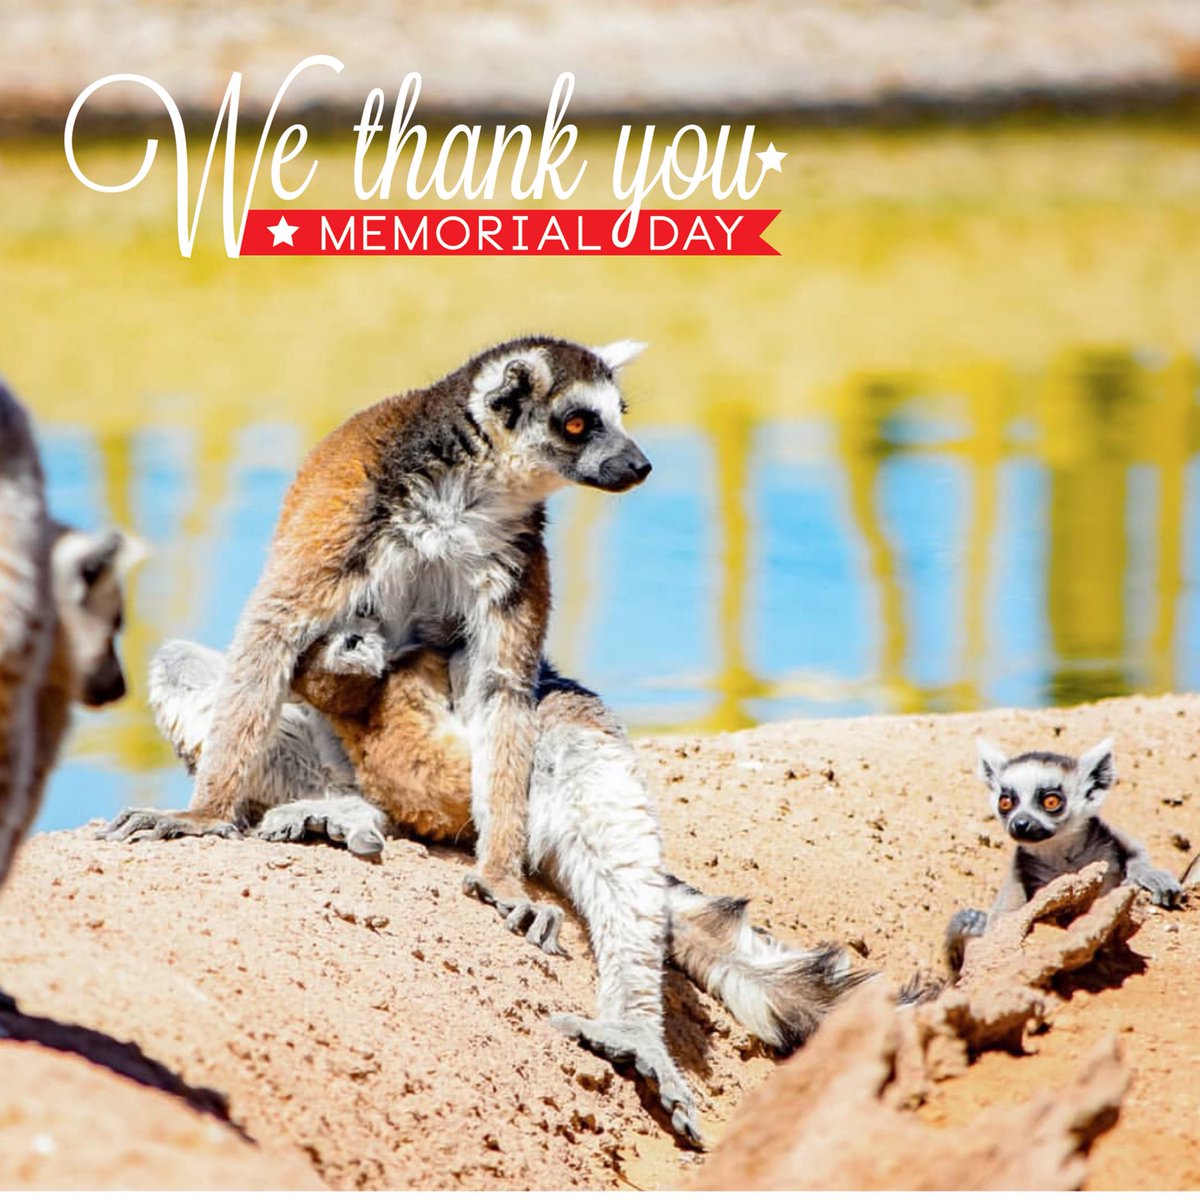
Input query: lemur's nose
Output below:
<box><xmin>1009</xmin><ymin>814</ymin><xmax>1038</xmax><ymax>840</ymax></box>
<box><xmin>630</xmin><ymin>455</ymin><xmax>652</xmax><ymax>483</ymax></box>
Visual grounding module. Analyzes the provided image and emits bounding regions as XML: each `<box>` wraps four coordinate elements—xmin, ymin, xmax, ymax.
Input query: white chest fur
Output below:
<box><xmin>363</xmin><ymin>469</ymin><xmax>544</xmax><ymax>632</ymax></box>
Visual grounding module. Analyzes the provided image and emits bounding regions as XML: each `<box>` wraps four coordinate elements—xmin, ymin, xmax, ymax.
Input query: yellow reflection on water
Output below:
<box><xmin>1</xmin><ymin>117</ymin><xmax>1199</xmax><ymax>783</ymax></box>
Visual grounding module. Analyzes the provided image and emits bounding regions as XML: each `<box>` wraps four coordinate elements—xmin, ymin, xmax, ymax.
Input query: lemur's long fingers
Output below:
<box><xmin>99</xmin><ymin>811</ymin><xmax>152</xmax><ymax>840</ymax></box>
<box><xmin>500</xmin><ymin>899</ymin><xmax>566</xmax><ymax>955</ymax></box>
<box><xmin>549</xmin><ymin>1013</ymin><xmax>705</xmax><ymax>1150</ymax></box>
<box><xmin>463</xmin><ymin>872</ymin><xmax>518</xmax><ymax>915</ymax></box>
<box><xmin>462</xmin><ymin>871</ymin><xmax>497</xmax><ymax>907</ymax></box>
<box><xmin>524</xmin><ymin>904</ymin><xmax>566</xmax><ymax>956</ymax></box>
<box><xmin>101</xmin><ymin>808</ymin><xmax>241</xmax><ymax>842</ymax></box>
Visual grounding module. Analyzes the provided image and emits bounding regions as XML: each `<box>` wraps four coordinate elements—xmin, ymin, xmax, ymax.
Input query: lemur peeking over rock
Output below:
<box><xmin>104</xmin><ymin>335</ymin><xmax>656</xmax><ymax>949</ymax></box>
<box><xmin>944</xmin><ymin>737</ymin><xmax>1182</xmax><ymax>975</ymax></box>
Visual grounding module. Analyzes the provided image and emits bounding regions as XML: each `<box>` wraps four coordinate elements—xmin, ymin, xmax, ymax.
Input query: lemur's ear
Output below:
<box><xmin>592</xmin><ymin>340</ymin><xmax>647</xmax><ymax>372</ymax></box>
<box><xmin>58</xmin><ymin>528</ymin><xmax>149</xmax><ymax>592</ymax></box>
<box><xmin>976</xmin><ymin>738</ymin><xmax>1008</xmax><ymax>789</ymax></box>
<box><xmin>1076</xmin><ymin>738</ymin><xmax>1115</xmax><ymax>803</ymax></box>
<box><xmin>483</xmin><ymin>355</ymin><xmax>551</xmax><ymax>431</ymax></box>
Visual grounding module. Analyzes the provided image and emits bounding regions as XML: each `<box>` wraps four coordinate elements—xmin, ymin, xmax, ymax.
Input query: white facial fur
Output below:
<box><xmin>465</xmin><ymin>338</ymin><xmax>651</xmax><ymax>498</ymax></box>
<box><xmin>976</xmin><ymin>737</ymin><xmax>1115</xmax><ymax>846</ymax></box>
<box><xmin>317</xmin><ymin>615</ymin><xmax>389</xmax><ymax>677</ymax></box>
<box><xmin>52</xmin><ymin>527</ymin><xmax>147</xmax><ymax>705</ymax></box>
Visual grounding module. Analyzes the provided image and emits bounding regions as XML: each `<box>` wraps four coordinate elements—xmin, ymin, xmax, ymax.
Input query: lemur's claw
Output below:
<box><xmin>463</xmin><ymin>872</ymin><xmax>565</xmax><ymax>955</ymax></box>
<box><xmin>1131</xmin><ymin>866</ymin><xmax>1182</xmax><ymax>909</ymax></box>
<box><xmin>101</xmin><ymin>808</ymin><xmax>242</xmax><ymax>843</ymax></box>
<box><xmin>550</xmin><ymin>1013</ymin><xmax>705</xmax><ymax>1150</ymax></box>
<box><xmin>505</xmin><ymin>900</ymin><xmax>566</xmax><ymax>956</ymax></box>
<box><xmin>257</xmin><ymin>797</ymin><xmax>388</xmax><ymax>861</ymax></box>
<box><xmin>672</xmin><ymin>1107</ymin><xmax>706</xmax><ymax>1151</ymax></box>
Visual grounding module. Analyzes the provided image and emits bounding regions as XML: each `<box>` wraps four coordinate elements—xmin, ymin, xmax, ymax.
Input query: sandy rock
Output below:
<box><xmin>0</xmin><ymin>1039</ymin><xmax>321</xmax><ymax>1189</ymax></box>
<box><xmin>693</xmin><ymin>984</ymin><xmax>1127</xmax><ymax>1190</ymax></box>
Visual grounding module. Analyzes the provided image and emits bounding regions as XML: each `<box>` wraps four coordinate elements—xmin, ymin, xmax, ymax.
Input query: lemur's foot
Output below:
<box><xmin>462</xmin><ymin>872</ymin><xmax>565</xmax><ymax>956</ymax></box>
<box><xmin>257</xmin><ymin>796</ymin><xmax>389</xmax><ymax>860</ymax></box>
<box><xmin>944</xmin><ymin>907</ymin><xmax>989</xmax><ymax>976</ymax></box>
<box><xmin>550</xmin><ymin>1013</ymin><xmax>704</xmax><ymax>1149</ymax></box>
<box><xmin>1128</xmin><ymin>864</ymin><xmax>1182</xmax><ymax>909</ymax></box>
<box><xmin>101</xmin><ymin>808</ymin><xmax>242</xmax><ymax>842</ymax></box>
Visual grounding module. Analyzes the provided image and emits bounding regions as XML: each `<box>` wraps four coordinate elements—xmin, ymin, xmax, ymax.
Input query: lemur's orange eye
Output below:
<box><xmin>997</xmin><ymin>794</ymin><xmax>1016</xmax><ymax>814</ymax></box>
<box><xmin>1041</xmin><ymin>792</ymin><xmax>1064</xmax><ymax>812</ymax></box>
<box><xmin>564</xmin><ymin>414</ymin><xmax>587</xmax><ymax>438</ymax></box>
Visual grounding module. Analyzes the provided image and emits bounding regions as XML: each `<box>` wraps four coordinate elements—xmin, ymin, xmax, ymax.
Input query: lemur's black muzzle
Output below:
<box><xmin>1008</xmin><ymin>813</ymin><xmax>1053</xmax><ymax>843</ymax></box>
<box><xmin>83</xmin><ymin>658</ymin><xmax>127</xmax><ymax>708</ymax></box>
<box><xmin>594</xmin><ymin>446</ymin><xmax>653</xmax><ymax>493</ymax></box>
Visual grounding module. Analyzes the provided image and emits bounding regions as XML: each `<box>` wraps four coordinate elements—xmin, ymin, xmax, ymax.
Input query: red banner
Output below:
<box><xmin>240</xmin><ymin>208</ymin><xmax>779</xmax><ymax>256</ymax></box>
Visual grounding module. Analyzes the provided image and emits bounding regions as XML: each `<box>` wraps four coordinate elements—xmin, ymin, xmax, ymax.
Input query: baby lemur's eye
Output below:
<box><xmin>343</xmin><ymin>634</ymin><xmax>363</xmax><ymax>652</ymax></box>
<box><xmin>997</xmin><ymin>793</ymin><xmax>1016</xmax><ymax>814</ymax></box>
<box><xmin>1040</xmin><ymin>791</ymin><xmax>1064</xmax><ymax>812</ymax></box>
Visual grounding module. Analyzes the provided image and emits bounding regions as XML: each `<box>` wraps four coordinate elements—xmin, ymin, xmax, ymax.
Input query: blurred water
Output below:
<box><xmin>2</xmin><ymin>118</ymin><xmax>1199</xmax><ymax>831</ymax></box>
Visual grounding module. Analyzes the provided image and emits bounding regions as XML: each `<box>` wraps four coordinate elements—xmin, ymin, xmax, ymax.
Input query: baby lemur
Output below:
<box><xmin>0</xmin><ymin>382</ymin><xmax>140</xmax><ymax>888</ymax></box>
<box><xmin>945</xmin><ymin>737</ymin><xmax>1181</xmax><ymax>974</ymax></box>
<box><xmin>140</xmin><ymin>619</ymin><xmax>865</xmax><ymax>1148</ymax></box>
<box><xmin>105</xmin><ymin>336</ymin><xmax>655</xmax><ymax>945</ymax></box>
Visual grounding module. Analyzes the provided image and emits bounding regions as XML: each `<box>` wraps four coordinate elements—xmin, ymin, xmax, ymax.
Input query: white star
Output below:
<box><xmin>267</xmin><ymin>215</ymin><xmax>299</xmax><ymax>247</ymax></box>
<box><xmin>756</xmin><ymin>143</ymin><xmax>787</xmax><ymax>174</ymax></box>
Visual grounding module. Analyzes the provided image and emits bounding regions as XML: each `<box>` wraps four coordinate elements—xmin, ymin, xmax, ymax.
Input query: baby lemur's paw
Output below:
<box><xmin>550</xmin><ymin>1013</ymin><xmax>705</xmax><ymax>1150</ymax></box>
<box><xmin>101</xmin><ymin>808</ymin><xmax>242</xmax><ymax>842</ymax></box>
<box><xmin>256</xmin><ymin>796</ymin><xmax>389</xmax><ymax>860</ymax></box>
<box><xmin>1127</xmin><ymin>863</ymin><xmax>1182</xmax><ymax>909</ymax></box>
<box><xmin>462</xmin><ymin>872</ymin><xmax>566</xmax><ymax>955</ymax></box>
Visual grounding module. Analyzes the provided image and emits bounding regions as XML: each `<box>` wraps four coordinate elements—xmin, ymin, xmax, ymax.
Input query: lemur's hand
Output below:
<box><xmin>1127</xmin><ymin>862</ymin><xmax>1182</xmax><ymax>909</ymax></box>
<box><xmin>550</xmin><ymin>1013</ymin><xmax>705</xmax><ymax>1150</ymax></box>
<box><xmin>101</xmin><ymin>807</ymin><xmax>243</xmax><ymax>842</ymax></box>
<box><xmin>462</xmin><ymin>872</ymin><xmax>565</xmax><ymax>955</ymax></box>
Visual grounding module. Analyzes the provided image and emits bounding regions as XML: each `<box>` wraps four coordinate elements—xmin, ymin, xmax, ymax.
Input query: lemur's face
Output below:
<box><xmin>976</xmin><ymin>737</ymin><xmax>1114</xmax><ymax>846</ymax></box>
<box><xmin>318</xmin><ymin>616</ymin><xmax>389</xmax><ymax>677</ymax></box>
<box><xmin>52</xmin><ymin>527</ymin><xmax>145</xmax><ymax>707</ymax></box>
<box><xmin>469</xmin><ymin>337</ymin><xmax>652</xmax><ymax>495</ymax></box>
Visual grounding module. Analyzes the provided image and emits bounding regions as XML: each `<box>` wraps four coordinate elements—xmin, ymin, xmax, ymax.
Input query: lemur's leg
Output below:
<box><xmin>258</xmin><ymin>794</ymin><xmax>392</xmax><ymax>859</ymax></box>
<box><xmin>459</xmin><ymin>546</ymin><xmax>563</xmax><ymax>946</ymax></box>
<box><xmin>528</xmin><ymin>707</ymin><xmax>703</xmax><ymax>1148</ymax></box>
<box><xmin>107</xmin><ymin>564</ymin><xmax>334</xmax><ymax>840</ymax></box>
<box><xmin>107</xmin><ymin>637</ymin><xmax>351</xmax><ymax>843</ymax></box>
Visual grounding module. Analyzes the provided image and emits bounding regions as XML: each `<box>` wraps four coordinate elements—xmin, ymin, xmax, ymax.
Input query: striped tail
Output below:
<box><xmin>662</xmin><ymin>874</ymin><xmax>870</xmax><ymax>1052</ymax></box>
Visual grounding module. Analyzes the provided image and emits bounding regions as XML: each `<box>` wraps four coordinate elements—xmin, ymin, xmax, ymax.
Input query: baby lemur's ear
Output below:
<box><xmin>592</xmin><ymin>339</ymin><xmax>647</xmax><ymax>372</ymax></box>
<box><xmin>1076</xmin><ymin>738</ymin><xmax>1115</xmax><ymax>803</ymax></box>
<box><xmin>482</xmin><ymin>353</ymin><xmax>553</xmax><ymax>431</ymax></box>
<box><xmin>976</xmin><ymin>737</ymin><xmax>1008</xmax><ymax>790</ymax></box>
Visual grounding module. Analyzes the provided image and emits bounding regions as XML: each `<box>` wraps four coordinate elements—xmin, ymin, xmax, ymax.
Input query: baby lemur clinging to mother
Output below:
<box><xmin>141</xmin><ymin>617</ymin><xmax>866</xmax><ymax>1148</ymax></box>
<box><xmin>105</xmin><ymin>335</ymin><xmax>656</xmax><ymax>945</ymax></box>
<box><xmin>944</xmin><ymin>737</ymin><xmax>1181</xmax><ymax>974</ymax></box>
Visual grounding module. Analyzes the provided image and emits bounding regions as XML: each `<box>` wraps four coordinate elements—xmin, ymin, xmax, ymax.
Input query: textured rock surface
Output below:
<box><xmin>694</xmin><ymin>983</ymin><xmax>1127</xmax><ymax>1191</ymax></box>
